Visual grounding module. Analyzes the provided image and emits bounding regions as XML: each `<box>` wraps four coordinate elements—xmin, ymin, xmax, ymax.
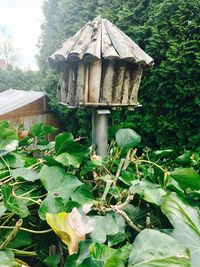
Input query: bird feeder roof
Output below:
<box><xmin>48</xmin><ymin>16</ymin><xmax>153</xmax><ymax>69</ymax></box>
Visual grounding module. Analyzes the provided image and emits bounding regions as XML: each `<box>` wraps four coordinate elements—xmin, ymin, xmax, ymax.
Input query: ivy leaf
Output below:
<box><xmin>175</xmin><ymin>151</ymin><xmax>193</xmax><ymax>166</ymax></box>
<box><xmin>55</xmin><ymin>152</ymin><xmax>81</xmax><ymax>168</ymax></box>
<box><xmin>116</xmin><ymin>129</ymin><xmax>141</xmax><ymax>151</ymax></box>
<box><xmin>129</xmin><ymin>180</ymin><xmax>166</xmax><ymax>205</ymax></box>
<box><xmin>153</xmin><ymin>149</ymin><xmax>173</xmax><ymax>159</ymax></box>
<box><xmin>30</xmin><ymin>123</ymin><xmax>57</xmax><ymax>137</ymax></box>
<box><xmin>71</xmin><ymin>185</ymin><xmax>94</xmax><ymax>205</ymax></box>
<box><xmin>39</xmin><ymin>165</ymin><xmax>82</xmax><ymax>199</ymax></box>
<box><xmin>90</xmin><ymin>213</ymin><xmax>125</xmax><ymax>243</ymax></box>
<box><xmin>15</xmin><ymin>259</ymin><xmax>30</xmax><ymax>266</ymax></box>
<box><xmin>2</xmin><ymin>185</ymin><xmax>30</xmax><ymax>218</ymax></box>
<box><xmin>0</xmin><ymin>154</ymin><xmax>24</xmax><ymax>170</ymax></box>
<box><xmin>128</xmin><ymin>229</ymin><xmax>190</xmax><ymax>267</ymax></box>
<box><xmin>10</xmin><ymin>167</ymin><xmax>39</xmax><ymax>182</ymax></box>
<box><xmin>46</xmin><ymin>209</ymin><xmax>95</xmax><ymax>254</ymax></box>
<box><xmin>55</xmin><ymin>132</ymin><xmax>74</xmax><ymax>155</ymax></box>
<box><xmin>38</xmin><ymin>193</ymin><xmax>80</xmax><ymax>220</ymax></box>
<box><xmin>161</xmin><ymin>193</ymin><xmax>200</xmax><ymax>267</ymax></box>
<box><xmin>8</xmin><ymin>231</ymin><xmax>32</xmax><ymax>249</ymax></box>
<box><xmin>0</xmin><ymin>249</ymin><xmax>18</xmax><ymax>267</ymax></box>
<box><xmin>44</xmin><ymin>253</ymin><xmax>61</xmax><ymax>267</ymax></box>
<box><xmin>90</xmin><ymin>243</ymin><xmax>125</xmax><ymax>267</ymax></box>
<box><xmin>170</xmin><ymin>168</ymin><xmax>200</xmax><ymax>190</ymax></box>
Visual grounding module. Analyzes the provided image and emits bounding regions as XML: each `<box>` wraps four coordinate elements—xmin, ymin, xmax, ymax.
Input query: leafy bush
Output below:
<box><xmin>0</xmin><ymin>121</ymin><xmax>200</xmax><ymax>266</ymax></box>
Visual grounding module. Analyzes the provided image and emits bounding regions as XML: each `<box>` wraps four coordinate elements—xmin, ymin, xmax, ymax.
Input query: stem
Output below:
<box><xmin>0</xmin><ymin>156</ymin><xmax>11</xmax><ymax>172</ymax></box>
<box><xmin>132</xmin><ymin>159</ymin><xmax>166</xmax><ymax>173</ymax></box>
<box><xmin>113</xmin><ymin>158</ymin><xmax>125</xmax><ymax>186</ymax></box>
<box><xmin>0</xmin><ymin>225</ymin><xmax>52</xmax><ymax>234</ymax></box>
<box><xmin>116</xmin><ymin>194</ymin><xmax>134</xmax><ymax>209</ymax></box>
<box><xmin>16</xmin><ymin>196</ymin><xmax>41</xmax><ymax>205</ymax></box>
<box><xmin>11</xmin><ymin>248</ymin><xmax>37</xmax><ymax>256</ymax></box>
<box><xmin>101</xmin><ymin>176</ymin><xmax>112</xmax><ymax>201</ymax></box>
<box><xmin>0</xmin><ymin>219</ymin><xmax>23</xmax><ymax>249</ymax></box>
<box><xmin>112</xmin><ymin>205</ymin><xmax>141</xmax><ymax>232</ymax></box>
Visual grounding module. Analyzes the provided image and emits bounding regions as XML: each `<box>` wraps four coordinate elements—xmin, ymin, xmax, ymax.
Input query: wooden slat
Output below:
<box><xmin>88</xmin><ymin>60</ymin><xmax>102</xmax><ymax>102</ymax></box>
<box><xmin>129</xmin><ymin>66</ymin><xmax>142</xmax><ymax>104</ymax></box>
<box><xmin>101</xmin><ymin>20</ymin><xmax>120</xmax><ymax>60</ymax></box>
<box><xmin>60</xmin><ymin>69</ymin><xmax>69</xmax><ymax>103</ymax></box>
<box><xmin>66</xmin><ymin>66</ymin><xmax>77</xmax><ymax>105</ymax></box>
<box><xmin>84</xmin><ymin>16</ymin><xmax>101</xmax><ymax>62</ymax></box>
<box><xmin>120</xmin><ymin>29</ymin><xmax>153</xmax><ymax>65</ymax></box>
<box><xmin>112</xmin><ymin>61</ymin><xmax>125</xmax><ymax>103</ymax></box>
<box><xmin>101</xmin><ymin>61</ymin><xmax>114</xmax><ymax>103</ymax></box>
<box><xmin>69</xmin><ymin>23</ymin><xmax>94</xmax><ymax>61</ymax></box>
<box><xmin>78</xmin><ymin>102</ymin><xmax>140</xmax><ymax>107</ymax></box>
<box><xmin>104</xmin><ymin>19</ymin><xmax>133</xmax><ymax>60</ymax></box>
<box><xmin>121</xmin><ymin>66</ymin><xmax>130</xmax><ymax>104</ymax></box>
<box><xmin>84</xmin><ymin>65</ymin><xmax>90</xmax><ymax>103</ymax></box>
<box><xmin>75</xmin><ymin>62</ymin><xmax>85</xmax><ymax>104</ymax></box>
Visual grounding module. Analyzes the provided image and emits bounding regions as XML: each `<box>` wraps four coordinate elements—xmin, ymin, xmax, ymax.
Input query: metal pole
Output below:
<box><xmin>92</xmin><ymin>109</ymin><xmax>110</xmax><ymax>156</ymax></box>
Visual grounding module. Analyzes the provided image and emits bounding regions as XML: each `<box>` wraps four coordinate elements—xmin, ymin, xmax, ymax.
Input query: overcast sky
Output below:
<box><xmin>0</xmin><ymin>0</ymin><xmax>44</xmax><ymax>70</ymax></box>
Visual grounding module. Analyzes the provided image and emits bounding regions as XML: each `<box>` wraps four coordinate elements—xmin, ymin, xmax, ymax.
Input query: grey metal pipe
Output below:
<box><xmin>92</xmin><ymin>109</ymin><xmax>110</xmax><ymax>156</ymax></box>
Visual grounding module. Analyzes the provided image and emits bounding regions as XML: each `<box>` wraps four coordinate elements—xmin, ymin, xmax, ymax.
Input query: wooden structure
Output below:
<box><xmin>48</xmin><ymin>16</ymin><xmax>153</xmax><ymax>109</ymax></box>
<box><xmin>0</xmin><ymin>89</ymin><xmax>60</xmax><ymax>131</ymax></box>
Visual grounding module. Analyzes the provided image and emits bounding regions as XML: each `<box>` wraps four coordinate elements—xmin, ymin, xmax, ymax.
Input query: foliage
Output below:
<box><xmin>38</xmin><ymin>0</ymin><xmax>200</xmax><ymax>150</ymax></box>
<box><xmin>0</xmin><ymin>28</ymin><xmax>17</xmax><ymax>67</ymax></box>
<box><xmin>0</xmin><ymin>68</ymin><xmax>42</xmax><ymax>92</ymax></box>
<box><xmin>0</xmin><ymin>122</ymin><xmax>200</xmax><ymax>266</ymax></box>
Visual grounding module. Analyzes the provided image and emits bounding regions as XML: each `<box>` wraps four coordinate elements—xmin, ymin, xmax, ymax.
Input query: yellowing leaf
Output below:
<box><xmin>46</xmin><ymin>208</ymin><xmax>95</xmax><ymax>254</ymax></box>
<box><xmin>15</xmin><ymin>259</ymin><xmax>30</xmax><ymax>267</ymax></box>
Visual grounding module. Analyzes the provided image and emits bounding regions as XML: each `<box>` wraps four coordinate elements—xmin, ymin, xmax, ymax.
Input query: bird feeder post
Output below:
<box><xmin>92</xmin><ymin>109</ymin><xmax>110</xmax><ymax>156</ymax></box>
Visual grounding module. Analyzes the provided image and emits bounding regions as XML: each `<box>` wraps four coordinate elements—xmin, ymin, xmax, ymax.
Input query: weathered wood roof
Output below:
<box><xmin>0</xmin><ymin>89</ymin><xmax>46</xmax><ymax>115</ymax></box>
<box><xmin>48</xmin><ymin>16</ymin><xmax>153</xmax><ymax>69</ymax></box>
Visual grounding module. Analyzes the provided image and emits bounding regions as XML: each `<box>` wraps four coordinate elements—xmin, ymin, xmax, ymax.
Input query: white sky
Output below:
<box><xmin>0</xmin><ymin>0</ymin><xmax>44</xmax><ymax>70</ymax></box>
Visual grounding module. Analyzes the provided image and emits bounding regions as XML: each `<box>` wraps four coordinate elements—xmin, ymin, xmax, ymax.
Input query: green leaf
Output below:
<box><xmin>38</xmin><ymin>194</ymin><xmax>80</xmax><ymax>220</ymax></box>
<box><xmin>170</xmin><ymin>168</ymin><xmax>200</xmax><ymax>190</ymax></box>
<box><xmin>2</xmin><ymin>185</ymin><xmax>30</xmax><ymax>218</ymax></box>
<box><xmin>39</xmin><ymin>165</ymin><xmax>82</xmax><ymax>199</ymax></box>
<box><xmin>55</xmin><ymin>152</ymin><xmax>81</xmax><ymax>168</ymax></box>
<box><xmin>161</xmin><ymin>193</ymin><xmax>200</xmax><ymax>267</ymax></box>
<box><xmin>119</xmin><ymin>171</ymin><xmax>136</xmax><ymax>185</ymax></box>
<box><xmin>65</xmin><ymin>240</ymin><xmax>91</xmax><ymax>267</ymax></box>
<box><xmin>55</xmin><ymin>132</ymin><xmax>74</xmax><ymax>155</ymax></box>
<box><xmin>0</xmin><ymin>154</ymin><xmax>24</xmax><ymax>170</ymax></box>
<box><xmin>30</xmin><ymin>123</ymin><xmax>57</xmax><ymax>137</ymax></box>
<box><xmin>90</xmin><ymin>213</ymin><xmax>125</xmax><ymax>243</ymax></box>
<box><xmin>0</xmin><ymin>121</ymin><xmax>17</xmax><ymax>140</ymax></box>
<box><xmin>71</xmin><ymin>185</ymin><xmax>94</xmax><ymax>205</ymax></box>
<box><xmin>90</xmin><ymin>243</ymin><xmax>125</xmax><ymax>267</ymax></box>
<box><xmin>153</xmin><ymin>149</ymin><xmax>173</xmax><ymax>159</ymax></box>
<box><xmin>116</xmin><ymin>129</ymin><xmax>141</xmax><ymax>151</ymax></box>
<box><xmin>44</xmin><ymin>253</ymin><xmax>61</xmax><ymax>267</ymax></box>
<box><xmin>9</xmin><ymin>231</ymin><xmax>32</xmax><ymax>249</ymax></box>
<box><xmin>0</xmin><ymin>249</ymin><xmax>17</xmax><ymax>267</ymax></box>
<box><xmin>129</xmin><ymin>180</ymin><xmax>166</xmax><ymax>205</ymax></box>
<box><xmin>175</xmin><ymin>151</ymin><xmax>193</xmax><ymax>166</ymax></box>
<box><xmin>10</xmin><ymin>167</ymin><xmax>39</xmax><ymax>182</ymax></box>
<box><xmin>128</xmin><ymin>229</ymin><xmax>190</xmax><ymax>267</ymax></box>
<box><xmin>108</xmin><ymin>232</ymin><xmax>128</xmax><ymax>246</ymax></box>
<box><xmin>0</xmin><ymin>202</ymin><xmax>6</xmax><ymax>217</ymax></box>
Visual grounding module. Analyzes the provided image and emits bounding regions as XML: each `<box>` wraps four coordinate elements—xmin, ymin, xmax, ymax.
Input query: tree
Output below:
<box><xmin>0</xmin><ymin>28</ymin><xmax>17</xmax><ymax>67</ymax></box>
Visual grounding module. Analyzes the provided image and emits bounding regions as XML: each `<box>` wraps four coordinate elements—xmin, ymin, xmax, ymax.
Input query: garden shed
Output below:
<box><xmin>0</xmin><ymin>89</ymin><xmax>60</xmax><ymax>130</ymax></box>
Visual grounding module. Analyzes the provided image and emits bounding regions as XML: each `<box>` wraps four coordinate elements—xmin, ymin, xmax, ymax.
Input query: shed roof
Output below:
<box><xmin>48</xmin><ymin>16</ymin><xmax>153</xmax><ymax>69</ymax></box>
<box><xmin>0</xmin><ymin>89</ymin><xmax>46</xmax><ymax>116</ymax></box>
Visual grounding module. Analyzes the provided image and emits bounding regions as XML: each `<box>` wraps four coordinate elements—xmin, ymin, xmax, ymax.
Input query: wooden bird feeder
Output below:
<box><xmin>48</xmin><ymin>16</ymin><xmax>153</xmax><ymax>155</ymax></box>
